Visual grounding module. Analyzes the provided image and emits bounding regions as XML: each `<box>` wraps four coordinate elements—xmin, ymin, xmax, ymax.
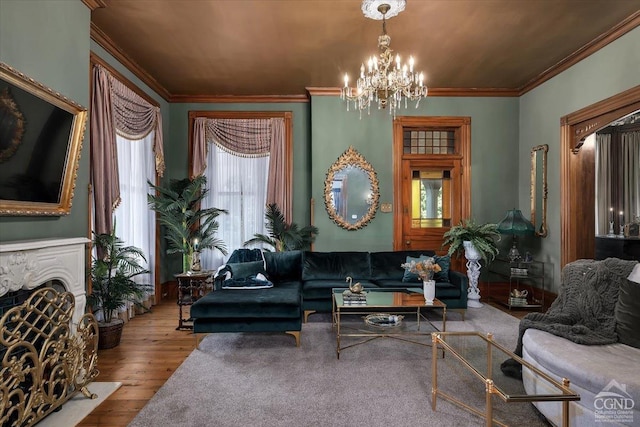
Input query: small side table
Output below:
<box><xmin>175</xmin><ymin>271</ymin><xmax>212</xmax><ymax>330</ymax></box>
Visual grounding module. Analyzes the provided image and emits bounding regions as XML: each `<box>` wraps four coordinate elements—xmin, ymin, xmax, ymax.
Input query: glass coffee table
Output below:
<box><xmin>332</xmin><ymin>287</ymin><xmax>446</xmax><ymax>359</ymax></box>
<box><xmin>431</xmin><ymin>331</ymin><xmax>580</xmax><ymax>427</ymax></box>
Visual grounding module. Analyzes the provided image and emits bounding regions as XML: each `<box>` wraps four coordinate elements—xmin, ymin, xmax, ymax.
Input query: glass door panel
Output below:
<box><xmin>411</xmin><ymin>169</ymin><xmax>452</xmax><ymax>228</ymax></box>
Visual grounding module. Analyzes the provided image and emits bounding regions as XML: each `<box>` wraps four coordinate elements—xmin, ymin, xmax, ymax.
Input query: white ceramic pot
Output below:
<box><xmin>423</xmin><ymin>279</ymin><xmax>436</xmax><ymax>304</ymax></box>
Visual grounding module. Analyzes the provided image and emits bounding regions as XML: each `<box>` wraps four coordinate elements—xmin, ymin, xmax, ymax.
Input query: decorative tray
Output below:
<box><xmin>363</xmin><ymin>313</ymin><xmax>404</xmax><ymax>328</ymax></box>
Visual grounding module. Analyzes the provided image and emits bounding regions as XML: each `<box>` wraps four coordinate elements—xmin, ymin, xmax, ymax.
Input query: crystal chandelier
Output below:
<box><xmin>341</xmin><ymin>1</ymin><xmax>427</xmax><ymax>117</ymax></box>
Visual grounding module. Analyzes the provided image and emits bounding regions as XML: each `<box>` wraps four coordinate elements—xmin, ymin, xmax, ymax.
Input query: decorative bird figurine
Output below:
<box><xmin>346</xmin><ymin>276</ymin><xmax>364</xmax><ymax>293</ymax></box>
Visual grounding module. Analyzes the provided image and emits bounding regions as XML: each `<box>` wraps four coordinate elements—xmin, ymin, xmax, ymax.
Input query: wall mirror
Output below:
<box><xmin>324</xmin><ymin>146</ymin><xmax>379</xmax><ymax>230</ymax></box>
<box><xmin>530</xmin><ymin>144</ymin><xmax>548</xmax><ymax>237</ymax></box>
<box><xmin>0</xmin><ymin>62</ymin><xmax>86</xmax><ymax>216</ymax></box>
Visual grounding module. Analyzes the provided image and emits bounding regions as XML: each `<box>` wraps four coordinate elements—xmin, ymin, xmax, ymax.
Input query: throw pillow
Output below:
<box><xmin>615</xmin><ymin>264</ymin><xmax>640</xmax><ymax>349</ymax></box>
<box><xmin>227</xmin><ymin>261</ymin><xmax>267</xmax><ymax>280</ymax></box>
<box><xmin>402</xmin><ymin>255</ymin><xmax>429</xmax><ymax>283</ymax></box>
<box><xmin>434</xmin><ymin>255</ymin><xmax>450</xmax><ymax>283</ymax></box>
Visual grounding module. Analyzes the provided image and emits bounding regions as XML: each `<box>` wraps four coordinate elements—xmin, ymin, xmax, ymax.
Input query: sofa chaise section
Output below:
<box><xmin>191</xmin><ymin>253</ymin><xmax>303</xmax><ymax>346</ymax></box>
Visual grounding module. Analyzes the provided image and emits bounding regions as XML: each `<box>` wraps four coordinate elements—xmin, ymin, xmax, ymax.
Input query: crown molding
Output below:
<box><xmin>519</xmin><ymin>11</ymin><xmax>640</xmax><ymax>95</ymax></box>
<box><xmin>81</xmin><ymin>0</ymin><xmax>107</xmax><ymax>11</ymax></box>
<box><xmin>428</xmin><ymin>88</ymin><xmax>519</xmax><ymax>97</ymax></box>
<box><xmin>306</xmin><ymin>87</ymin><xmax>341</xmax><ymax>96</ymax></box>
<box><xmin>90</xmin><ymin>22</ymin><xmax>171</xmax><ymax>101</ymax></box>
<box><xmin>171</xmin><ymin>94</ymin><xmax>309</xmax><ymax>103</ymax></box>
<box><xmin>306</xmin><ymin>87</ymin><xmax>519</xmax><ymax>97</ymax></box>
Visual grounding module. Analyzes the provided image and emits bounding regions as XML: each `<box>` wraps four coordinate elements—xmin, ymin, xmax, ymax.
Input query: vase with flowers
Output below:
<box><xmin>401</xmin><ymin>257</ymin><xmax>442</xmax><ymax>304</ymax></box>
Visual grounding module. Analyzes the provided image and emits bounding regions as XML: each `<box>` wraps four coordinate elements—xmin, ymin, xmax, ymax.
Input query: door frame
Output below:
<box><xmin>560</xmin><ymin>85</ymin><xmax>640</xmax><ymax>267</ymax></box>
<box><xmin>392</xmin><ymin>116</ymin><xmax>472</xmax><ymax>250</ymax></box>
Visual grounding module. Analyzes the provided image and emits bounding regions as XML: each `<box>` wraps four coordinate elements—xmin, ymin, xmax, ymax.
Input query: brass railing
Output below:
<box><xmin>0</xmin><ymin>287</ymin><xmax>99</xmax><ymax>427</ymax></box>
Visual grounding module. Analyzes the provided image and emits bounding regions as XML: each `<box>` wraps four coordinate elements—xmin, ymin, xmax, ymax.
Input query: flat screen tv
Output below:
<box><xmin>0</xmin><ymin>62</ymin><xmax>86</xmax><ymax>216</ymax></box>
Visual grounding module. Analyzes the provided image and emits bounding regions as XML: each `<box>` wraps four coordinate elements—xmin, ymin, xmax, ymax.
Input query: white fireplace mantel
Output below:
<box><xmin>0</xmin><ymin>237</ymin><xmax>89</xmax><ymax>326</ymax></box>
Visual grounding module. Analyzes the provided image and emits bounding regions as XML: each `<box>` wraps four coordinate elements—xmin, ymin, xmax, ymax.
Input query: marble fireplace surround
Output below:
<box><xmin>0</xmin><ymin>237</ymin><xmax>89</xmax><ymax>327</ymax></box>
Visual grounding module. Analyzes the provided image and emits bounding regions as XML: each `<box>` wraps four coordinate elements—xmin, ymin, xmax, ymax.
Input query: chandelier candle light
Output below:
<box><xmin>341</xmin><ymin>0</ymin><xmax>427</xmax><ymax>117</ymax></box>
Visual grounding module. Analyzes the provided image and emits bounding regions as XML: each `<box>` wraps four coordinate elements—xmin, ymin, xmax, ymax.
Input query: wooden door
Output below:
<box><xmin>393</xmin><ymin>117</ymin><xmax>471</xmax><ymax>259</ymax></box>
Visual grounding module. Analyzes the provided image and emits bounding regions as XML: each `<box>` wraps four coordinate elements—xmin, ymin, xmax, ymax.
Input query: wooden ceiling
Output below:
<box><xmin>89</xmin><ymin>1</ymin><xmax>640</xmax><ymax>101</ymax></box>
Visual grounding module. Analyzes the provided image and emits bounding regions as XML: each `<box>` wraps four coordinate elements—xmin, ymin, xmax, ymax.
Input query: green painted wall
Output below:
<box><xmin>310</xmin><ymin>96</ymin><xmax>520</xmax><ymax>252</ymax></box>
<box><xmin>518</xmin><ymin>26</ymin><xmax>640</xmax><ymax>293</ymax></box>
<box><xmin>1</xmin><ymin>2</ymin><xmax>636</xmax><ymax>293</ymax></box>
<box><xmin>0</xmin><ymin>0</ymin><xmax>90</xmax><ymax>241</ymax></box>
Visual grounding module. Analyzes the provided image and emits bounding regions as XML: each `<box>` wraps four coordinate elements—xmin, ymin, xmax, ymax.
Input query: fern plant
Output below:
<box><xmin>442</xmin><ymin>219</ymin><xmax>500</xmax><ymax>263</ymax></box>
<box><xmin>89</xmin><ymin>226</ymin><xmax>151</xmax><ymax>324</ymax></box>
<box><xmin>148</xmin><ymin>175</ymin><xmax>228</xmax><ymax>272</ymax></box>
<box><xmin>243</xmin><ymin>203</ymin><xmax>318</xmax><ymax>252</ymax></box>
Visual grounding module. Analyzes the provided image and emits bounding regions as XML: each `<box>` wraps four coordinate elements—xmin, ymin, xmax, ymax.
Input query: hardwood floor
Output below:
<box><xmin>78</xmin><ymin>297</ymin><xmax>527</xmax><ymax>426</ymax></box>
<box><xmin>78</xmin><ymin>301</ymin><xmax>195</xmax><ymax>427</ymax></box>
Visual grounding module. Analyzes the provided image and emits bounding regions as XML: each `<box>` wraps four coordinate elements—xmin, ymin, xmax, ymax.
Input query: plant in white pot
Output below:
<box><xmin>89</xmin><ymin>227</ymin><xmax>152</xmax><ymax>349</ymax></box>
<box><xmin>442</xmin><ymin>219</ymin><xmax>500</xmax><ymax>308</ymax></box>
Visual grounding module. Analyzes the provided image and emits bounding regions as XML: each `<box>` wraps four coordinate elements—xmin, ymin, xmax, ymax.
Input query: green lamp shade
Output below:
<box><xmin>497</xmin><ymin>209</ymin><xmax>535</xmax><ymax>235</ymax></box>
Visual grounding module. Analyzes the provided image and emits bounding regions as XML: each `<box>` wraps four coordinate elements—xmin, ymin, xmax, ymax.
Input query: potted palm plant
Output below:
<box><xmin>148</xmin><ymin>175</ymin><xmax>228</xmax><ymax>272</ymax></box>
<box><xmin>89</xmin><ymin>227</ymin><xmax>152</xmax><ymax>349</ymax></box>
<box><xmin>243</xmin><ymin>203</ymin><xmax>318</xmax><ymax>251</ymax></box>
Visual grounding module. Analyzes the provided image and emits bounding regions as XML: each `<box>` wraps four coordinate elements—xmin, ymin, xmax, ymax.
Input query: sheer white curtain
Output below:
<box><xmin>201</xmin><ymin>142</ymin><xmax>270</xmax><ymax>270</ymax></box>
<box><xmin>114</xmin><ymin>131</ymin><xmax>156</xmax><ymax>302</ymax></box>
<box><xmin>594</xmin><ymin>133</ymin><xmax>612</xmax><ymax>235</ymax></box>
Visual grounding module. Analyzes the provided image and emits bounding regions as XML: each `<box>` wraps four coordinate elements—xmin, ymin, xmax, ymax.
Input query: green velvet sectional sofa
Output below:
<box><xmin>190</xmin><ymin>250</ymin><xmax>469</xmax><ymax>346</ymax></box>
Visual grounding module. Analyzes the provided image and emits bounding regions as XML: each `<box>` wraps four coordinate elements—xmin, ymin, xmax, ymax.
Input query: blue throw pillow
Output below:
<box><xmin>402</xmin><ymin>255</ymin><xmax>429</xmax><ymax>283</ymax></box>
<box><xmin>434</xmin><ymin>255</ymin><xmax>450</xmax><ymax>283</ymax></box>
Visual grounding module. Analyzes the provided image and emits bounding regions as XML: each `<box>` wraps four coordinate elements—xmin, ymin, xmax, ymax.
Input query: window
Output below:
<box><xmin>113</xmin><ymin>132</ymin><xmax>156</xmax><ymax>294</ymax></box>
<box><xmin>403</xmin><ymin>129</ymin><xmax>456</xmax><ymax>155</ymax></box>
<box><xmin>200</xmin><ymin>144</ymin><xmax>270</xmax><ymax>269</ymax></box>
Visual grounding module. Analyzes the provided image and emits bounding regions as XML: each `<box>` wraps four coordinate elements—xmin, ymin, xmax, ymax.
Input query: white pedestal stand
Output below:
<box><xmin>463</xmin><ymin>241</ymin><xmax>483</xmax><ymax>308</ymax></box>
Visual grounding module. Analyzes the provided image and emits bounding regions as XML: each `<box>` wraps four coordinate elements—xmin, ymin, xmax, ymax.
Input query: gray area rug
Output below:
<box><xmin>129</xmin><ymin>305</ymin><xmax>550</xmax><ymax>427</ymax></box>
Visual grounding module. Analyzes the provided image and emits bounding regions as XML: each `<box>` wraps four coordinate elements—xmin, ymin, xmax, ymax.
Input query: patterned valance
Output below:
<box><xmin>109</xmin><ymin>71</ymin><xmax>165</xmax><ymax>176</ymax></box>
<box><xmin>191</xmin><ymin>116</ymin><xmax>290</xmax><ymax>221</ymax></box>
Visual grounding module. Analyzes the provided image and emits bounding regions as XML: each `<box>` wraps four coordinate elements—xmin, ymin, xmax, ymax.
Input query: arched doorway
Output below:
<box><xmin>560</xmin><ymin>85</ymin><xmax>640</xmax><ymax>267</ymax></box>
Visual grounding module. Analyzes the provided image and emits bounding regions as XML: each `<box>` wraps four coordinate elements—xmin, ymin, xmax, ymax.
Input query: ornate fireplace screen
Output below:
<box><xmin>0</xmin><ymin>287</ymin><xmax>99</xmax><ymax>427</ymax></box>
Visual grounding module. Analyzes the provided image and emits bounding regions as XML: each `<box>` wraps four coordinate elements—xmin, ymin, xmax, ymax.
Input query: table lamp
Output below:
<box><xmin>497</xmin><ymin>209</ymin><xmax>535</xmax><ymax>262</ymax></box>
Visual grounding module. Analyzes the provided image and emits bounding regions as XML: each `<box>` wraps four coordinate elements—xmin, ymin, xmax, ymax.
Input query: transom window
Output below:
<box><xmin>403</xmin><ymin>129</ymin><xmax>456</xmax><ymax>155</ymax></box>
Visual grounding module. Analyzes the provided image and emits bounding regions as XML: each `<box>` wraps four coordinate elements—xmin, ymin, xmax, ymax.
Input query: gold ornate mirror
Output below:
<box><xmin>530</xmin><ymin>144</ymin><xmax>548</xmax><ymax>237</ymax></box>
<box><xmin>324</xmin><ymin>146</ymin><xmax>379</xmax><ymax>230</ymax></box>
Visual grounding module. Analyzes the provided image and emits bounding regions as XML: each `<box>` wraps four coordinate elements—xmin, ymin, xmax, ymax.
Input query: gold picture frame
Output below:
<box><xmin>0</xmin><ymin>62</ymin><xmax>87</xmax><ymax>216</ymax></box>
<box><xmin>530</xmin><ymin>144</ymin><xmax>548</xmax><ymax>237</ymax></box>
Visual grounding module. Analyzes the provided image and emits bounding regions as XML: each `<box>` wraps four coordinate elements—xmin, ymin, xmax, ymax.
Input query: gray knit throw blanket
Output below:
<box><xmin>502</xmin><ymin>258</ymin><xmax>638</xmax><ymax>379</ymax></box>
